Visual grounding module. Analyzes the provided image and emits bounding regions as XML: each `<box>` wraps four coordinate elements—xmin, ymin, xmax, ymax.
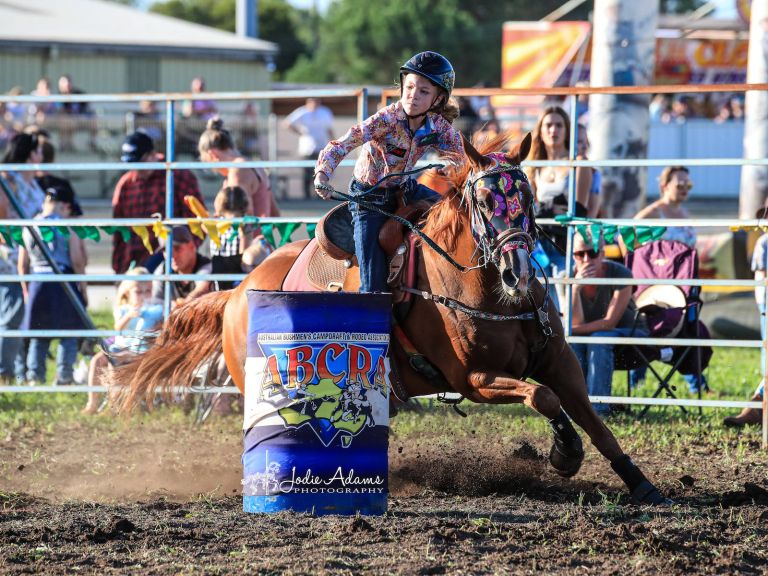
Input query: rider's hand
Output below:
<box><xmin>314</xmin><ymin>173</ymin><xmax>331</xmax><ymax>200</ymax></box>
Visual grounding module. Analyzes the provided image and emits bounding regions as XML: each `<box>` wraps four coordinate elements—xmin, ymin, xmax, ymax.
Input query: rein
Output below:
<box><xmin>315</xmin><ymin>169</ymin><xmax>474</xmax><ymax>273</ymax></box>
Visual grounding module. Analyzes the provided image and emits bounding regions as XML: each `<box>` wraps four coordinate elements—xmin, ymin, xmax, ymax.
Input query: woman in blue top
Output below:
<box><xmin>17</xmin><ymin>186</ymin><xmax>87</xmax><ymax>386</ymax></box>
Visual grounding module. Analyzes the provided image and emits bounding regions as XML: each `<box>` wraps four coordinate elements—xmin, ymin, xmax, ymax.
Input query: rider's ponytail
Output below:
<box><xmin>435</xmin><ymin>96</ymin><xmax>460</xmax><ymax>124</ymax></box>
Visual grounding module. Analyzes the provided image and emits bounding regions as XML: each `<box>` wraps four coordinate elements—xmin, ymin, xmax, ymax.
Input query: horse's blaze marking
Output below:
<box><xmin>262</xmin><ymin>343</ymin><xmax>381</xmax><ymax>392</ymax></box>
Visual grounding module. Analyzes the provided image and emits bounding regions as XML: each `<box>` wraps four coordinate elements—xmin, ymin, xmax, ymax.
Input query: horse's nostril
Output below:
<box><xmin>502</xmin><ymin>268</ymin><xmax>516</xmax><ymax>287</ymax></box>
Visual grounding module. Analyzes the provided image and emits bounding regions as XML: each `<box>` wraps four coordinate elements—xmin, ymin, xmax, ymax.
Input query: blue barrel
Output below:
<box><xmin>242</xmin><ymin>291</ymin><xmax>390</xmax><ymax>515</ymax></box>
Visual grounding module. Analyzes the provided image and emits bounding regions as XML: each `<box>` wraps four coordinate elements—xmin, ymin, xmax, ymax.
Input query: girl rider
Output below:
<box><xmin>313</xmin><ymin>51</ymin><xmax>465</xmax><ymax>293</ymax></box>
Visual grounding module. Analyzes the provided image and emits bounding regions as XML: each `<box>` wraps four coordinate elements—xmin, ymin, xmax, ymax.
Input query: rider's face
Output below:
<box><xmin>401</xmin><ymin>74</ymin><xmax>441</xmax><ymax>117</ymax></box>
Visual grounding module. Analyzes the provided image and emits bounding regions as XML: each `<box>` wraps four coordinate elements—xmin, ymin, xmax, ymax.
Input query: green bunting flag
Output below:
<box><xmin>102</xmin><ymin>225</ymin><xmax>131</xmax><ymax>243</ymax></box>
<box><xmin>0</xmin><ymin>226</ymin><xmax>13</xmax><ymax>248</ymax></box>
<box><xmin>10</xmin><ymin>227</ymin><xmax>23</xmax><ymax>245</ymax></box>
<box><xmin>306</xmin><ymin>223</ymin><xmax>317</xmax><ymax>240</ymax></box>
<box><xmin>260</xmin><ymin>223</ymin><xmax>275</xmax><ymax>249</ymax></box>
<box><xmin>276</xmin><ymin>222</ymin><xmax>301</xmax><ymax>247</ymax></box>
<box><xmin>39</xmin><ymin>227</ymin><xmax>54</xmax><ymax>243</ymax></box>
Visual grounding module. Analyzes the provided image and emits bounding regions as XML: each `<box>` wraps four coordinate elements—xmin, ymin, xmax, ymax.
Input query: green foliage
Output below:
<box><xmin>149</xmin><ymin>0</ymin><xmax>310</xmax><ymax>77</ymax></box>
<box><xmin>284</xmin><ymin>0</ymin><xmax>590</xmax><ymax>87</ymax></box>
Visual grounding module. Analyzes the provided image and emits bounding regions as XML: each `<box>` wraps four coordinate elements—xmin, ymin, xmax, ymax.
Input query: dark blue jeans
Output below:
<box><xmin>348</xmin><ymin>178</ymin><xmax>440</xmax><ymax>293</ymax></box>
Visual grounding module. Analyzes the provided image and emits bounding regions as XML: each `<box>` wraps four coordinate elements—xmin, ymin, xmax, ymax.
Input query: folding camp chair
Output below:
<box><xmin>614</xmin><ymin>240</ymin><xmax>713</xmax><ymax>417</ymax></box>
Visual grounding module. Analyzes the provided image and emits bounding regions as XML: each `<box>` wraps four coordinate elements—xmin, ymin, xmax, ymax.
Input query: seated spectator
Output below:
<box><xmin>112</xmin><ymin>131</ymin><xmax>204</xmax><ymax>274</ymax></box>
<box><xmin>152</xmin><ymin>226</ymin><xmax>212</xmax><ymax>308</ymax></box>
<box><xmin>4</xmin><ymin>87</ymin><xmax>27</xmax><ymax>128</ymax></box>
<box><xmin>664</xmin><ymin>96</ymin><xmax>691</xmax><ymax>124</ymax></box>
<box><xmin>128</xmin><ymin>99</ymin><xmax>164</xmax><ymax>144</ymax></box>
<box><xmin>714</xmin><ymin>95</ymin><xmax>745</xmax><ymax>124</ymax></box>
<box><xmin>17</xmin><ymin>186</ymin><xmax>88</xmax><ymax>386</ymax></box>
<box><xmin>649</xmin><ymin>94</ymin><xmax>671</xmax><ymax>123</ymax></box>
<box><xmin>82</xmin><ymin>267</ymin><xmax>162</xmax><ymax>414</ymax></box>
<box><xmin>634</xmin><ymin>166</ymin><xmax>696</xmax><ymax>249</ymax></box>
<box><xmin>29</xmin><ymin>77</ymin><xmax>57</xmax><ymax>124</ymax></box>
<box><xmin>210</xmin><ymin>186</ymin><xmax>272</xmax><ymax>290</ymax></box>
<box><xmin>57</xmin><ymin>74</ymin><xmax>93</xmax><ymax>152</ymax></box>
<box><xmin>570</xmin><ymin>229</ymin><xmax>646</xmax><ymax>416</ymax></box>
<box><xmin>631</xmin><ymin>166</ymin><xmax>707</xmax><ymax>393</ymax></box>
<box><xmin>182</xmin><ymin>76</ymin><xmax>217</xmax><ymax>120</ymax></box>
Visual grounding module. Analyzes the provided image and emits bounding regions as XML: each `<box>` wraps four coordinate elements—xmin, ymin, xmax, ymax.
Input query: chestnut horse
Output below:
<box><xmin>114</xmin><ymin>133</ymin><xmax>668</xmax><ymax>505</ymax></box>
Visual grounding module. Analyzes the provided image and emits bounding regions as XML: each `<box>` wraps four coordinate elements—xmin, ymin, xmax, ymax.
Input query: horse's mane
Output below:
<box><xmin>422</xmin><ymin>132</ymin><xmax>519</xmax><ymax>252</ymax></box>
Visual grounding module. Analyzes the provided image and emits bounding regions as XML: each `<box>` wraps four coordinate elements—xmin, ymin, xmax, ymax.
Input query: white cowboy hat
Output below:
<box><xmin>634</xmin><ymin>285</ymin><xmax>688</xmax><ymax>337</ymax></box>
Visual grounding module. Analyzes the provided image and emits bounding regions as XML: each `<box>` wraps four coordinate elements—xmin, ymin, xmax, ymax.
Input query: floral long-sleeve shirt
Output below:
<box><xmin>315</xmin><ymin>101</ymin><xmax>464</xmax><ymax>187</ymax></box>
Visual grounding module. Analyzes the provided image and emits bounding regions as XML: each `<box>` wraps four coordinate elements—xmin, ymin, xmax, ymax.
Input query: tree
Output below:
<box><xmin>284</xmin><ymin>0</ymin><xmax>589</xmax><ymax>86</ymax></box>
<box><xmin>149</xmin><ymin>0</ymin><xmax>309</xmax><ymax>77</ymax></box>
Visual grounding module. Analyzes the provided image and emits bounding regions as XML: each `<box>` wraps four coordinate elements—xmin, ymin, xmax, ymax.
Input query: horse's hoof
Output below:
<box><xmin>630</xmin><ymin>480</ymin><xmax>675</xmax><ymax>506</ymax></box>
<box><xmin>549</xmin><ymin>441</ymin><xmax>584</xmax><ymax>478</ymax></box>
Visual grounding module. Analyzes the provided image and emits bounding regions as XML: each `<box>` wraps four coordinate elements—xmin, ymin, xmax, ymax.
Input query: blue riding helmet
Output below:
<box><xmin>399</xmin><ymin>51</ymin><xmax>455</xmax><ymax>97</ymax></box>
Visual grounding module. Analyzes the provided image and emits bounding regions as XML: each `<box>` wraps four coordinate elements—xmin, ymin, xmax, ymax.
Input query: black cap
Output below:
<box><xmin>120</xmin><ymin>131</ymin><xmax>154</xmax><ymax>163</ymax></box>
<box><xmin>45</xmin><ymin>186</ymin><xmax>83</xmax><ymax>217</ymax></box>
<box><xmin>159</xmin><ymin>226</ymin><xmax>196</xmax><ymax>249</ymax></box>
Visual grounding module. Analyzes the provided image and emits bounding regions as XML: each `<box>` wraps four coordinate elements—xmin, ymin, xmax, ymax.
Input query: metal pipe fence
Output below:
<box><xmin>0</xmin><ymin>84</ymin><xmax>766</xmax><ymax>447</ymax></box>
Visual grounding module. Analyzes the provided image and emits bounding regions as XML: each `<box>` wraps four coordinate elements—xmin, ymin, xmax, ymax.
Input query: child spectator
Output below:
<box><xmin>82</xmin><ymin>267</ymin><xmax>162</xmax><ymax>414</ymax></box>
<box><xmin>211</xmin><ymin>186</ymin><xmax>272</xmax><ymax>290</ymax></box>
<box><xmin>17</xmin><ymin>186</ymin><xmax>88</xmax><ymax>386</ymax></box>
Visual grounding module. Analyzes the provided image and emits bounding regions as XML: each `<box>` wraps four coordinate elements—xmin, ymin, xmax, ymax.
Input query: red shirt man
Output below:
<box><xmin>112</xmin><ymin>131</ymin><xmax>204</xmax><ymax>273</ymax></box>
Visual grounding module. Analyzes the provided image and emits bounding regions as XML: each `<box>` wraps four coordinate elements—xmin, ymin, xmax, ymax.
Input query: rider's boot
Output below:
<box><xmin>548</xmin><ymin>409</ymin><xmax>584</xmax><ymax>478</ymax></box>
<box><xmin>611</xmin><ymin>454</ymin><xmax>673</xmax><ymax>506</ymax></box>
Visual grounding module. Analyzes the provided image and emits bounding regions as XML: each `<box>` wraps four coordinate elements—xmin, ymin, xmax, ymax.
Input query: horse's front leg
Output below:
<box><xmin>466</xmin><ymin>369</ymin><xmax>560</xmax><ymax>417</ymax></box>
<box><xmin>466</xmin><ymin>369</ymin><xmax>585</xmax><ymax>477</ymax></box>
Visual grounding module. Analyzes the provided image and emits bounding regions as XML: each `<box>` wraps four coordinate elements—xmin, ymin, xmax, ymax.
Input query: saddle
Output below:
<box><xmin>286</xmin><ymin>193</ymin><xmax>430</xmax><ymax>293</ymax></box>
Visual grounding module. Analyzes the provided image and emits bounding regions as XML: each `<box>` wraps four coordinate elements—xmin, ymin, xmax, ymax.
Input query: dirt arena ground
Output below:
<box><xmin>1</xmin><ymin>408</ymin><xmax>767</xmax><ymax>575</ymax></box>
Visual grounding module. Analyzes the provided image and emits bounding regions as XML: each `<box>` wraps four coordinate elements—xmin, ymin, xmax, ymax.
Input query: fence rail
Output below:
<box><xmin>0</xmin><ymin>84</ymin><xmax>766</xmax><ymax>448</ymax></box>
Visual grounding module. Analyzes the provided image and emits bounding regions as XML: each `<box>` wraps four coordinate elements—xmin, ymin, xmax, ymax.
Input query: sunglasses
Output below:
<box><xmin>573</xmin><ymin>249</ymin><xmax>600</xmax><ymax>260</ymax></box>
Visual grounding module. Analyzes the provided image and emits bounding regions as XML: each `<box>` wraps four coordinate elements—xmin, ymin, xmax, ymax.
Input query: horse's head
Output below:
<box><xmin>462</xmin><ymin>133</ymin><xmax>537</xmax><ymax>301</ymax></box>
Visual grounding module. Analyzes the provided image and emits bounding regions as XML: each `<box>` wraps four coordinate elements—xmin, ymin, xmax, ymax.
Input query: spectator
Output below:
<box><xmin>57</xmin><ymin>75</ymin><xmax>90</xmax><ymax>116</ymax></box>
<box><xmin>724</xmin><ymin>203</ymin><xmax>768</xmax><ymax>427</ymax></box>
<box><xmin>649</xmin><ymin>94</ymin><xmax>671</xmax><ymax>123</ymax></box>
<box><xmin>27</xmin><ymin>128</ymin><xmax>82</xmax><ymax>213</ymax></box>
<box><xmin>664</xmin><ymin>96</ymin><xmax>690</xmax><ymax>124</ymax></box>
<box><xmin>210</xmin><ymin>186</ymin><xmax>272</xmax><ymax>290</ymax></box>
<box><xmin>526</xmin><ymin>105</ymin><xmax>592</xmax><ymax>310</ymax></box>
<box><xmin>4</xmin><ymin>87</ymin><xmax>27</xmax><ymax>128</ymax></box>
<box><xmin>565</xmin><ymin>81</ymin><xmax>590</xmax><ymax>125</ymax></box>
<box><xmin>0</xmin><ymin>133</ymin><xmax>46</xmax><ymax>384</ymax></box>
<box><xmin>632</xmin><ymin>166</ymin><xmax>707</xmax><ymax>394</ymax></box>
<box><xmin>112</xmin><ymin>131</ymin><xmax>204</xmax><ymax>274</ymax></box>
<box><xmin>57</xmin><ymin>74</ymin><xmax>92</xmax><ymax>152</ymax></box>
<box><xmin>714</xmin><ymin>95</ymin><xmax>745</xmax><ymax>124</ymax></box>
<box><xmin>577</xmin><ymin>124</ymin><xmax>601</xmax><ymax>218</ymax></box>
<box><xmin>82</xmin><ymin>267</ymin><xmax>162</xmax><ymax>414</ymax></box>
<box><xmin>128</xmin><ymin>99</ymin><xmax>164</xmax><ymax>144</ymax></box>
<box><xmin>182</xmin><ymin>76</ymin><xmax>218</xmax><ymax>120</ymax></box>
<box><xmin>284</xmin><ymin>98</ymin><xmax>335</xmax><ymax>199</ymax></box>
<box><xmin>198</xmin><ymin>117</ymin><xmax>279</xmax><ymax>219</ymax></box>
<box><xmin>17</xmin><ymin>186</ymin><xmax>88</xmax><ymax>386</ymax></box>
<box><xmin>570</xmin><ymin>229</ymin><xmax>646</xmax><ymax>416</ymax></box>
<box><xmin>634</xmin><ymin>166</ymin><xmax>696</xmax><ymax>248</ymax></box>
<box><xmin>29</xmin><ymin>78</ymin><xmax>57</xmax><ymax>124</ymax></box>
<box><xmin>152</xmin><ymin>226</ymin><xmax>212</xmax><ymax>308</ymax></box>
<box><xmin>472</xmin><ymin>118</ymin><xmax>501</xmax><ymax>145</ymax></box>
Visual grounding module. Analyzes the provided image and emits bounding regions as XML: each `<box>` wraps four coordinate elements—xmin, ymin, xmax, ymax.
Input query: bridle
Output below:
<box><xmin>462</xmin><ymin>154</ymin><xmax>537</xmax><ymax>270</ymax></box>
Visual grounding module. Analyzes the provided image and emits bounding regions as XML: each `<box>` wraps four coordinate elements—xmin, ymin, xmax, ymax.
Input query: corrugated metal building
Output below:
<box><xmin>0</xmin><ymin>0</ymin><xmax>277</xmax><ymax>94</ymax></box>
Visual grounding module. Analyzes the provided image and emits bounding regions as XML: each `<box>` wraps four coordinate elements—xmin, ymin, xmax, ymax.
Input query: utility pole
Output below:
<box><xmin>740</xmin><ymin>1</ymin><xmax>768</xmax><ymax>219</ymax></box>
<box><xmin>588</xmin><ymin>0</ymin><xmax>658</xmax><ymax>217</ymax></box>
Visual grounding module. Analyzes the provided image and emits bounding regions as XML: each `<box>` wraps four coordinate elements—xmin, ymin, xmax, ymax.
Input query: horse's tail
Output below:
<box><xmin>112</xmin><ymin>290</ymin><xmax>232</xmax><ymax>413</ymax></box>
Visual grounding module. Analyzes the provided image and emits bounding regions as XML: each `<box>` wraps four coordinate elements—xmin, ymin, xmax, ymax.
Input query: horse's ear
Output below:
<box><xmin>506</xmin><ymin>132</ymin><xmax>532</xmax><ymax>165</ymax></box>
<box><xmin>461</xmin><ymin>133</ymin><xmax>492</xmax><ymax>170</ymax></box>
